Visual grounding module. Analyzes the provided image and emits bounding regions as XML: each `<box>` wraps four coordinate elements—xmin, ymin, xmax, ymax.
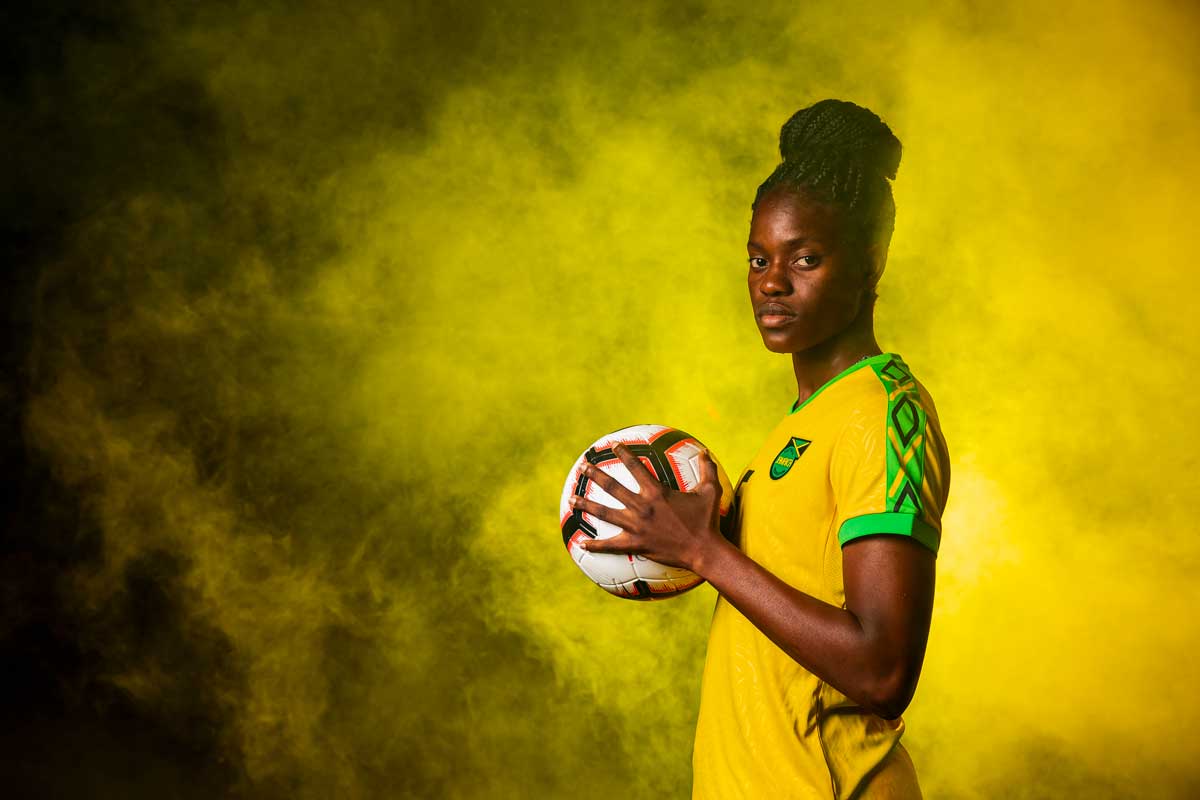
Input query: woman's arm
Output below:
<box><xmin>694</xmin><ymin>531</ymin><xmax>934</xmax><ymax>720</ymax></box>
<box><xmin>573</xmin><ymin>442</ymin><xmax>935</xmax><ymax>720</ymax></box>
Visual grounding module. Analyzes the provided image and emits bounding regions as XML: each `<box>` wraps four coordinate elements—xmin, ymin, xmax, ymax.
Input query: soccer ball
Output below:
<box><xmin>559</xmin><ymin>424</ymin><xmax>735</xmax><ymax>600</ymax></box>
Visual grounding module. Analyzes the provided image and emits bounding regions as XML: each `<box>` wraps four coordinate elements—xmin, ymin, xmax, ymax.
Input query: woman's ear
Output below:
<box><xmin>861</xmin><ymin>244</ymin><xmax>882</xmax><ymax>288</ymax></box>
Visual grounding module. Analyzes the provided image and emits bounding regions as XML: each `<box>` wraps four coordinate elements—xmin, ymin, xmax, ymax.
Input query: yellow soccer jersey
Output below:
<box><xmin>692</xmin><ymin>352</ymin><xmax>950</xmax><ymax>800</ymax></box>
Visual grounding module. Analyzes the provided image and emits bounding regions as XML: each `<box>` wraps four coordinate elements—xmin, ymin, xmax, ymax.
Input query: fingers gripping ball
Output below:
<box><xmin>559</xmin><ymin>424</ymin><xmax>735</xmax><ymax>600</ymax></box>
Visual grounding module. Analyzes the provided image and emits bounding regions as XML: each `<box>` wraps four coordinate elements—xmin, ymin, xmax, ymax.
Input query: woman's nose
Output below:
<box><xmin>759</xmin><ymin>259</ymin><xmax>792</xmax><ymax>295</ymax></box>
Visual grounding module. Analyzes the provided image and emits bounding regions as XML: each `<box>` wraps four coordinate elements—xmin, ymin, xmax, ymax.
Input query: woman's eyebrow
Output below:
<box><xmin>747</xmin><ymin>236</ymin><xmax>811</xmax><ymax>250</ymax></box>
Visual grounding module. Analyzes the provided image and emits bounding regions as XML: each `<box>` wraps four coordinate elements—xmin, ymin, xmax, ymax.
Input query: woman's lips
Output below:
<box><xmin>756</xmin><ymin>305</ymin><xmax>798</xmax><ymax>328</ymax></box>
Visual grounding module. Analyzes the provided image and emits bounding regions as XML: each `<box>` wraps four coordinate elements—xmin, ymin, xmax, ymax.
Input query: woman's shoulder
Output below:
<box><xmin>835</xmin><ymin>352</ymin><xmax>927</xmax><ymax>403</ymax></box>
<box><xmin>831</xmin><ymin>353</ymin><xmax>944</xmax><ymax>434</ymax></box>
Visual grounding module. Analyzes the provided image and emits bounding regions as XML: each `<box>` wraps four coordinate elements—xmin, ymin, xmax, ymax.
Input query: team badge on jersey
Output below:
<box><xmin>769</xmin><ymin>436</ymin><xmax>811</xmax><ymax>480</ymax></box>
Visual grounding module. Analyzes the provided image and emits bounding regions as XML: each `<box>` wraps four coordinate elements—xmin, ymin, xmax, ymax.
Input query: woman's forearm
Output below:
<box><xmin>694</xmin><ymin>536</ymin><xmax>915</xmax><ymax>719</ymax></box>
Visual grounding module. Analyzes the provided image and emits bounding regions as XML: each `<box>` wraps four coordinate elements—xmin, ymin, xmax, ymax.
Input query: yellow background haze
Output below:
<box><xmin>12</xmin><ymin>0</ymin><xmax>1199</xmax><ymax>796</ymax></box>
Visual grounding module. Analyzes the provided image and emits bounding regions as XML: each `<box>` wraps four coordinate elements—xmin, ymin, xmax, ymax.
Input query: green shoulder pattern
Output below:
<box><xmin>837</xmin><ymin>355</ymin><xmax>940</xmax><ymax>555</ymax></box>
<box><xmin>870</xmin><ymin>355</ymin><xmax>927</xmax><ymax>516</ymax></box>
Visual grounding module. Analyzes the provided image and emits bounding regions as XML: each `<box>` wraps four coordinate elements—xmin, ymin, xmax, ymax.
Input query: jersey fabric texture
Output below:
<box><xmin>692</xmin><ymin>352</ymin><xmax>950</xmax><ymax>800</ymax></box>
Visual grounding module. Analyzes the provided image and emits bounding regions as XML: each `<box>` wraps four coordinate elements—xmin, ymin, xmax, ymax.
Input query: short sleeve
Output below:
<box><xmin>830</xmin><ymin>379</ymin><xmax>950</xmax><ymax>557</ymax></box>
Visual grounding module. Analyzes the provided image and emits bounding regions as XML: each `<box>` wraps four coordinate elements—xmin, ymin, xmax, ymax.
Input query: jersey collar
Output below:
<box><xmin>788</xmin><ymin>352</ymin><xmax>898</xmax><ymax>415</ymax></box>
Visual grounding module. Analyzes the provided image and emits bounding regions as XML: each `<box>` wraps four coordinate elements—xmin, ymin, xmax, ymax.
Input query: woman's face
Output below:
<box><xmin>747</xmin><ymin>187</ymin><xmax>872</xmax><ymax>354</ymax></box>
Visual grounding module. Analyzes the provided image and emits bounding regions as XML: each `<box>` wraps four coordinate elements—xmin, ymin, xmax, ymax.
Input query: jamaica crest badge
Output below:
<box><xmin>769</xmin><ymin>436</ymin><xmax>812</xmax><ymax>480</ymax></box>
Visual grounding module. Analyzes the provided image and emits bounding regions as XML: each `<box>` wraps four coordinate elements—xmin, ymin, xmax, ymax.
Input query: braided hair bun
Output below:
<box><xmin>754</xmin><ymin>99</ymin><xmax>903</xmax><ymax>287</ymax></box>
<box><xmin>779</xmin><ymin>99</ymin><xmax>901</xmax><ymax>182</ymax></box>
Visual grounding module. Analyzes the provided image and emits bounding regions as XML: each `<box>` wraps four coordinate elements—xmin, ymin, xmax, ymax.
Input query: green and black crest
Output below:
<box><xmin>769</xmin><ymin>436</ymin><xmax>811</xmax><ymax>480</ymax></box>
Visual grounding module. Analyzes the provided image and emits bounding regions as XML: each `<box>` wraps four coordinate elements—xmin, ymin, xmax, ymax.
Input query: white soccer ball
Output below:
<box><xmin>559</xmin><ymin>424</ymin><xmax>735</xmax><ymax>600</ymax></box>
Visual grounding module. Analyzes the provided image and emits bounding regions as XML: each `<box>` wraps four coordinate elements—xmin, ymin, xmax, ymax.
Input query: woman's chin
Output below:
<box><xmin>759</xmin><ymin>332</ymin><xmax>801</xmax><ymax>354</ymax></box>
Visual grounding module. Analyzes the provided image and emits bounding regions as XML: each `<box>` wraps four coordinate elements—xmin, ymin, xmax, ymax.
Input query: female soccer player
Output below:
<box><xmin>568</xmin><ymin>99</ymin><xmax>950</xmax><ymax>798</ymax></box>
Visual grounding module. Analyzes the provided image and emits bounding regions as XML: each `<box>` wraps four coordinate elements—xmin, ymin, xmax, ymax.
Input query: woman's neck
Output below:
<box><xmin>790</xmin><ymin>310</ymin><xmax>881</xmax><ymax>406</ymax></box>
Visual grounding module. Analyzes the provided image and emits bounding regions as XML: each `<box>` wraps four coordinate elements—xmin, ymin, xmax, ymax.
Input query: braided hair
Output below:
<box><xmin>753</xmin><ymin>99</ymin><xmax>902</xmax><ymax>290</ymax></box>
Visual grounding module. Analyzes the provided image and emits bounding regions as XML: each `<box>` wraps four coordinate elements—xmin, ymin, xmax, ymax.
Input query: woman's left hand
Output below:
<box><xmin>570</xmin><ymin>442</ymin><xmax>727</xmax><ymax>574</ymax></box>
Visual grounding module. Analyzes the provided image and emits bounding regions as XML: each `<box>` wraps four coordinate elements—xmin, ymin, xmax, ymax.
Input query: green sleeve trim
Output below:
<box><xmin>838</xmin><ymin>512</ymin><xmax>940</xmax><ymax>556</ymax></box>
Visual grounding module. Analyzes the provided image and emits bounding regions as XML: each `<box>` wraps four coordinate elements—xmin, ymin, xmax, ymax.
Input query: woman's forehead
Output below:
<box><xmin>750</xmin><ymin>188</ymin><xmax>843</xmax><ymax>244</ymax></box>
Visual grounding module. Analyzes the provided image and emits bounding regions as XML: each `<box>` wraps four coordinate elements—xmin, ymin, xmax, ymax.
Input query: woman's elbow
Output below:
<box><xmin>864</xmin><ymin>667</ymin><xmax>919</xmax><ymax>720</ymax></box>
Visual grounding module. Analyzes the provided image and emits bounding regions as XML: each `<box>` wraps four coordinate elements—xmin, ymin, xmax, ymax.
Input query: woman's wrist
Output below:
<box><xmin>691</xmin><ymin>531</ymin><xmax>738</xmax><ymax>580</ymax></box>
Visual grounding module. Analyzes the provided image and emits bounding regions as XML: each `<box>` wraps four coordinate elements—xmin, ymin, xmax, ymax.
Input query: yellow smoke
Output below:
<box><xmin>21</xmin><ymin>0</ymin><xmax>1200</xmax><ymax>796</ymax></box>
